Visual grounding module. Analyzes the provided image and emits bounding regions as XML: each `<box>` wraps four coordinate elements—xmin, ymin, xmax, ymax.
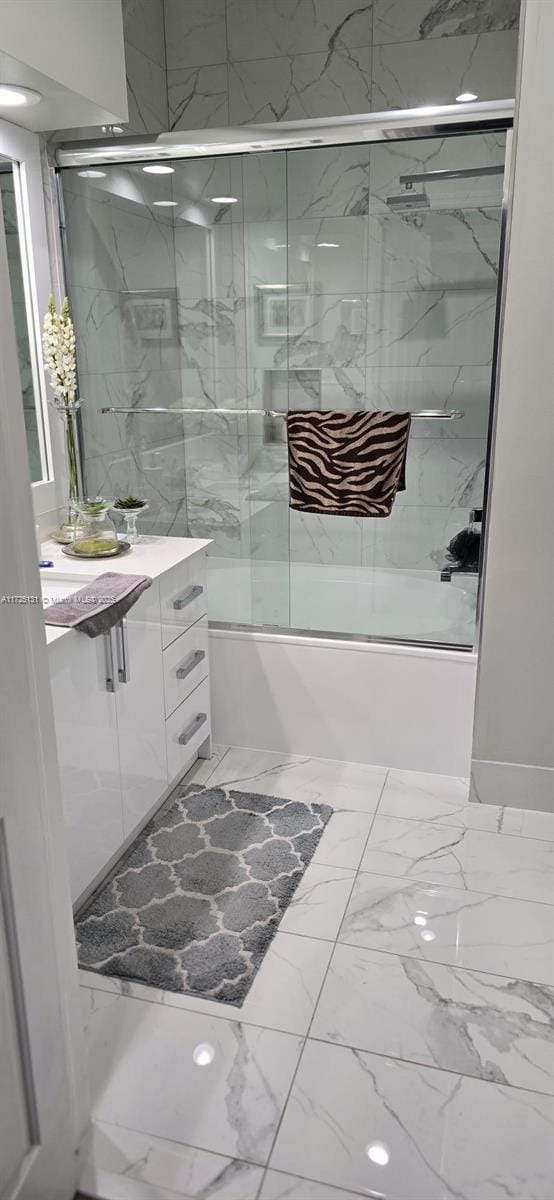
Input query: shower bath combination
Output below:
<box><xmin>55</xmin><ymin>100</ymin><xmax>512</xmax><ymax>652</ymax></box>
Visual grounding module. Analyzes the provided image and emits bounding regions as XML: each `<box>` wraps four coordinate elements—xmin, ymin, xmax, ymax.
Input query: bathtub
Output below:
<box><xmin>206</xmin><ymin>557</ymin><xmax>478</xmax><ymax>777</ymax></box>
<box><xmin>207</xmin><ymin>557</ymin><xmax>477</xmax><ymax>646</ymax></box>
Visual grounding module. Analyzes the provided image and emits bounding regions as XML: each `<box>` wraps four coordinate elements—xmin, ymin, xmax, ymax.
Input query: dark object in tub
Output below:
<box><xmin>446</xmin><ymin>527</ymin><xmax>481</xmax><ymax>572</ymax></box>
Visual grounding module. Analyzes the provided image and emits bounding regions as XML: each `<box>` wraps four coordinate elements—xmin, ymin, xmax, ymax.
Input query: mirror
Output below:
<box><xmin>0</xmin><ymin>157</ymin><xmax>46</xmax><ymax>483</ymax></box>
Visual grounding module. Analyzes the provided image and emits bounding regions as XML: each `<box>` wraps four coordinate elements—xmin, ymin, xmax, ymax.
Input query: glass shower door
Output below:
<box><xmin>60</xmin><ymin>122</ymin><xmax>506</xmax><ymax>648</ymax></box>
<box><xmin>281</xmin><ymin>130</ymin><xmax>506</xmax><ymax>645</ymax></box>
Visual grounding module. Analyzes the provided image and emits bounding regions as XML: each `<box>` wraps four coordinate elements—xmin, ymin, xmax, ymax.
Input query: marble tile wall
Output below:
<box><xmin>64</xmin><ymin>0</ymin><xmax>517</xmax><ymax>636</ymax></box>
<box><xmin>63</xmin><ymin>168</ymin><xmax>190</xmax><ymax>535</ymax></box>
<box><xmin>122</xmin><ymin>0</ymin><xmax>168</xmax><ymax>134</ymax></box>
<box><xmin>165</xmin><ymin>0</ymin><xmax>519</xmax><ymax>131</ymax></box>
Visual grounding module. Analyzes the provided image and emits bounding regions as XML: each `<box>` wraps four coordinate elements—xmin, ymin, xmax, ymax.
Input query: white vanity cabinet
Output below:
<box><xmin>111</xmin><ymin>583</ymin><xmax>168</xmax><ymax>839</ymax></box>
<box><xmin>48</xmin><ymin>626</ymin><xmax>125</xmax><ymax>903</ymax></box>
<box><xmin>44</xmin><ymin>538</ymin><xmax>211</xmax><ymax>906</ymax></box>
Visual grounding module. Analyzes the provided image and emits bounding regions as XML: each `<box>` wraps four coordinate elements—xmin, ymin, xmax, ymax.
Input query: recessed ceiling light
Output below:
<box><xmin>456</xmin><ymin>92</ymin><xmax>478</xmax><ymax>102</ymax></box>
<box><xmin>420</xmin><ymin>928</ymin><xmax>437</xmax><ymax>942</ymax></box>
<box><xmin>78</xmin><ymin>169</ymin><xmax>107</xmax><ymax>178</ymax></box>
<box><xmin>0</xmin><ymin>84</ymin><xmax>42</xmax><ymax>107</ymax></box>
<box><xmin>143</xmin><ymin>164</ymin><xmax>175</xmax><ymax>174</ymax></box>
<box><xmin>153</xmin><ymin>200</ymin><xmax>178</xmax><ymax>207</ymax></box>
<box><xmin>210</xmin><ymin>196</ymin><xmax>238</xmax><ymax>204</ymax></box>
<box><xmin>317</xmin><ymin>242</ymin><xmax>340</xmax><ymax>248</ymax></box>
<box><xmin>366</xmin><ymin>1142</ymin><xmax>390</xmax><ymax>1167</ymax></box>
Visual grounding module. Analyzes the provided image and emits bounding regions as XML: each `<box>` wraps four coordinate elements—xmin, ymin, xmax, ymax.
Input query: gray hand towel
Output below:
<box><xmin>287</xmin><ymin>409</ymin><xmax>411</xmax><ymax>517</ymax></box>
<box><xmin>44</xmin><ymin>572</ymin><xmax>152</xmax><ymax>637</ymax></box>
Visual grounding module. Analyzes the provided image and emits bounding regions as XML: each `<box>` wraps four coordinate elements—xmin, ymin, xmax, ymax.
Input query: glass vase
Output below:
<box><xmin>112</xmin><ymin>503</ymin><xmax>149</xmax><ymax>545</ymax></box>
<box><xmin>73</xmin><ymin>499</ymin><xmax>119</xmax><ymax>557</ymax></box>
<box><xmin>50</xmin><ymin>398</ymin><xmax>83</xmax><ymax>544</ymax></box>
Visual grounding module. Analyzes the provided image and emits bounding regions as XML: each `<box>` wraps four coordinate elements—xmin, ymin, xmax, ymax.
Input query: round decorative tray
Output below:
<box><xmin>62</xmin><ymin>539</ymin><xmax>131</xmax><ymax>560</ymax></box>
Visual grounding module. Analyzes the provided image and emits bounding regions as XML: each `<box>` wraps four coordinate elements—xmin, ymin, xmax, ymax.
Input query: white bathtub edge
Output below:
<box><xmin>209</xmin><ymin>625</ymin><xmax>477</xmax><ymax>665</ymax></box>
<box><xmin>209</xmin><ymin>628</ymin><xmax>477</xmax><ymax>776</ymax></box>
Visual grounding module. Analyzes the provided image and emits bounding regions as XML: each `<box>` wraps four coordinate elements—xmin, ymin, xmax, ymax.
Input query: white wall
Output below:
<box><xmin>471</xmin><ymin>0</ymin><xmax>554</xmax><ymax>812</ymax></box>
<box><xmin>0</xmin><ymin>0</ymin><xmax>127</xmax><ymax>128</ymax></box>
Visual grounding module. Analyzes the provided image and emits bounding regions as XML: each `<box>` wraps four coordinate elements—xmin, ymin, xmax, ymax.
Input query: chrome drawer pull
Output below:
<box><xmin>176</xmin><ymin>649</ymin><xmax>206</xmax><ymax>680</ymax></box>
<box><xmin>173</xmin><ymin>584</ymin><xmax>203</xmax><ymax>611</ymax></box>
<box><xmin>104</xmin><ymin>629</ymin><xmax>117</xmax><ymax>693</ymax></box>
<box><xmin>178</xmin><ymin>712</ymin><xmax>207</xmax><ymax>745</ymax></box>
<box><xmin>116</xmin><ymin>618</ymin><xmax>130</xmax><ymax>684</ymax></box>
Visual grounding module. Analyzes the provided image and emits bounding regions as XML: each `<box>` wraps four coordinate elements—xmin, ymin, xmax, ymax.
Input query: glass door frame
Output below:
<box><xmin>55</xmin><ymin>101</ymin><xmax>515</xmax><ymax>653</ymax></box>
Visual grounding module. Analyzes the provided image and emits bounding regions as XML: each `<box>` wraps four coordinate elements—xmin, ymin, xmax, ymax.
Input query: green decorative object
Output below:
<box><xmin>114</xmin><ymin>495</ymin><xmax>147</xmax><ymax>510</ymax></box>
<box><xmin>73</xmin><ymin>498</ymin><xmax>119</xmax><ymax>557</ymax></box>
<box><xmin>112</xmin><ymin>496</ymin><xmax>149</xmax><ymax>544</ymax></box>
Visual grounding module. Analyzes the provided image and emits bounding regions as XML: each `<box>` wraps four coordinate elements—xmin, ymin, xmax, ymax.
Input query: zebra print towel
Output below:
<box><xmin>287</xmin><ymin>409</ymin><xmax>411</xmax><ymax>518</ymax></box>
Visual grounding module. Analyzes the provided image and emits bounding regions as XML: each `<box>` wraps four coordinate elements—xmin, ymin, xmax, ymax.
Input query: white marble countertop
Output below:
<box><xmin>41</xmin><ymin>535</ymin><xmax>210</xmax><ymax>647</ymax></box>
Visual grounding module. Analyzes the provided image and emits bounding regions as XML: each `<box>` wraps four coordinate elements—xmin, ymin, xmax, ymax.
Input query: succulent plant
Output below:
<box><xmin>78</xmin><ymin>499</ymin><xmax>111</xmax><ymax>515</ymax></box>
<box><xmin>114</xmin><ymin>495</ymin><xmax>147</xmax><ymax>509</ymax></box>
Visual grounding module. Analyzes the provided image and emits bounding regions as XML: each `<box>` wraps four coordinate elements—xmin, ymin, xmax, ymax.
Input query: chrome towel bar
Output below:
<box><xmin>100</xmin><ymin>407</ymin><xmax>464</xmax><ymax>420</ymax></box>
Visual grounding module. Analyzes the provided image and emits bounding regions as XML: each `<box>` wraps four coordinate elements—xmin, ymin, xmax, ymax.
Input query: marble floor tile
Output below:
<box><xmin>360</xmin><ymin>816</ymin><xmax>554</xmax><ymax>904</ymax></box>
<box><xmin>270</xmin><ymin>1039</ymin><xmax>554</xmax><ymax>1199</ymax></box>
<box><xmin>379</xmin><ymin>768</ymin><xmax>491</xmax><ymax>826</ymax></box>
<box><xmin>279</xmin><ymin>863</ymin><xmax>356</xmax><ymax>941</ymax></box>
<box><xmin>260</xmin><ymin>1169</ymin><xmax>367</xmax><ymax>1200</ymax></box>
<box><xmin>205</xmin><ymin>747</ymin><xmax>388</xmax><ymax>813</ymax></box>
<box><xmin>81</xmin><ymin>1120</ymin><xmax>262</xmax><ymax>1200</ymax></box>
<box><xmin>311</xmin><ymin>943</ymin><xmax>554</xmax><ymax>1094</ymax></box>
<box><xmin>82</xmin><ymin>930</ymin><xmax>332</xmax><ymax>1036</ymax></box>
<box><xmin>339</xmin><ymin>872</ymin><xmax>554</xmax><ymax>986</ymax></box>
<box><xmin>379</xmin><ymin>768</ymin><xmax>554</xmax><ymax>839</ymax></box>
<box><xmin>181</xmin><ymin>744</ymin><xmax>230</xmax><ymax>788</ymax></box>
<box><xmin>83</xmin><ymin>990</ymin><xmax>303</xmax><ymax>1165</ymax></box>
<box><xmin>313</xmin><ymin>810</ymin><xmax>374</xmax><ymax>871</ymax></box>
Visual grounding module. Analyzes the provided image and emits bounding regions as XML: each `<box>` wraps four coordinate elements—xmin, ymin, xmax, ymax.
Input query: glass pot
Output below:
<box><xmin>72</xmin><ymin>499</ymin><xmax>119</xmax><ymax>556</ymax></box>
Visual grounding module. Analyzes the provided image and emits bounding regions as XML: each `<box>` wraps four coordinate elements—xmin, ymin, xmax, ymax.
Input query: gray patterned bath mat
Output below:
<box><xmin>75</xmin><ymin>782</ymin><xmax>332</xmax><ymax>1005</ymax></box>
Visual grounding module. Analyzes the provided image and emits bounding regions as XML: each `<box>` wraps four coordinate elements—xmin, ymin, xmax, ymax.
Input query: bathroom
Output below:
<box><xmin>0</xmin><ymin>1</ymin><xmax>552</xmax><ymax>1197</ymax></box>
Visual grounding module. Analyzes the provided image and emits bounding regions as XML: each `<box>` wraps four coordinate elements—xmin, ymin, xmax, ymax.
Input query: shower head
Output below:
<box><xmin>385</xmin><ymin>188</ymin><xmax>430</xmax><ymax>212</ymax></box>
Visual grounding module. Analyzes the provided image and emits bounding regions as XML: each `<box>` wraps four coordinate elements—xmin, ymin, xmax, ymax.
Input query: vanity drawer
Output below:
<box><xmin>160</xmin><ymin>553</ymin><xmax>207</xmax><ymax>649</ymax></box>
<box><xmin>163</xmin><ymin>617</ymin><xmax>208</xmax><ymax>718</ymax></box>
<box><xmin>166</xmin><ymin>678</ymin><xmax>210</xmax><ymax>782</ymax></box>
